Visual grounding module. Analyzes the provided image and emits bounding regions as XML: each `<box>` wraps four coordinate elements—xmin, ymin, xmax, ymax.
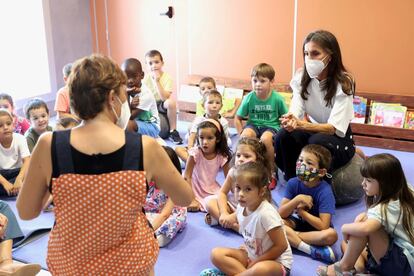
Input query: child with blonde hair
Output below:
<box><xmin>318</xmin><ymin>154</ymin><xmax>414</xmax><ymax>275</ymax></box>
<box><xmin>0</xmin><ymin>94</ymin><xmax>30</xmax><ymax>135</ymax></box>
<box><xmin>144</xmin><ymin>49</ymin><xmax>182</xmax><ymax>144</ymax></box>
<box><xmin>184</xmin><ymin>119</ymin><xmax>231</xmax><ymax>212</ymax></box>
<box><xmin>196</xmin><ymin>77</ymin><xmax>242</xmax><ymax>119</ymax></box>
<box><xmin>24</xmin><ymin>98</ymin><xmax>53</xmax><ymax>152</ymax></box>
<box><xmin>201</xmin><ymin>162</ymin><xmax>293</xmax><ymax>276</ymax></box>
<box><xmin>205</xmin><ymin>137</ymin><xmax>271</xmax><ymax>232</ymax></box>
<box><xmin>176</xmin><ymin>90</ymin><xmax>231</xmax><ymax>163</ymax></box>
<box><xmin>279</xmin><ymin>144</ymin><xmax>337</xmax><ymax>264</ymax></box>
<box><xmin>0</xmin><ymin>109</ymin><xmax>30</xmax><ymax>196</ymax></box>
<box><xmin>144</xmin><ymin>146</ymin><xmax>187</xmax><ymax>247</ymax></box>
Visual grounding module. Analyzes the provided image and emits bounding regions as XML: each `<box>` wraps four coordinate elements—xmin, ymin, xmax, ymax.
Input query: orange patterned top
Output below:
<box><xmin>47</xmin><ymin>171</ymin><xmax>159</xmax><ymax>275</ymax></box>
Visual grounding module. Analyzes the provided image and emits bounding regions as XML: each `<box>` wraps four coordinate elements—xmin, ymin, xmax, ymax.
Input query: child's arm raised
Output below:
<box><xmin>248</xmin><ymin>226</ymin><xmax>288</xmax><ymax>268</ymax></box>
<box><xmin>187</xmin><ymin>133</ymin><xmax>196</xmax><ymax>149</ymax></box>
<box><xmin>151</xmin><ymin>198</ymin><xmax>174</xmax><ymax>230</ymax></box>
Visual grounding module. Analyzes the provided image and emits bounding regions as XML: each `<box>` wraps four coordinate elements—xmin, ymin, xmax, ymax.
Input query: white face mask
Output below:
<box><xmin>112</xmin><ymin>96</ymin><xmax>131</xmax><ymax>129</ymax></box>
<box><xmin>305</xmin><ymin>55</ymin><xmax>329</xmax><ymax>78</ymax></box>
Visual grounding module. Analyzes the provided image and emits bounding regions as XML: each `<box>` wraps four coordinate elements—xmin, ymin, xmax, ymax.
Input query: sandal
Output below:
<box><xmin>317</xmin><ymin>261</ymin><xmax>356</xmax><ymax>276</ymax></box>
<box><xmin>204</xmin><ymin>213</ymin><xmax>218</xmax><ymax>226</ymax></box>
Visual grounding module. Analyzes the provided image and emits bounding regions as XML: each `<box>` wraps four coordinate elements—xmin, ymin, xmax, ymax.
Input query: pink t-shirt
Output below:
<box><xmin>189</xmin><ymin>147</ymin><xmax>228</xmax><ymax>211</ymax></box>
<box><xmin>54</xmin><ymin>86</ymin><xmax>70</xmax><ymax>113</ymax></box>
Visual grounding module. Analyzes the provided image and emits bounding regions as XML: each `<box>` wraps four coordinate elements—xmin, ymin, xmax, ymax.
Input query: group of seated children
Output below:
<box><xmin>1</xmin><ymin>49</ymin><xmax>413</xmax><ymax>276</ymax></box>
<box><xmin>173</xmin><ymin>62</ymin><xmax>412</xmax><ymax>275</ymax></box>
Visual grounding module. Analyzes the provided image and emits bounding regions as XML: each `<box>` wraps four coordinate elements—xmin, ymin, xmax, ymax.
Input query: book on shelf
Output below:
<box><xmin>405</xmin><ymin>111</ymin><xmax>414</xmax><ymax>129</ymax></box>
<box><xmin>369</xmin><ymin>102</ymin><xmax>407</xmax><ymax>128</ymax></box>
<box><xmin>352</xmin><ymin>96</ymin><xmax>368</xmax><ymax>124</ymax></box>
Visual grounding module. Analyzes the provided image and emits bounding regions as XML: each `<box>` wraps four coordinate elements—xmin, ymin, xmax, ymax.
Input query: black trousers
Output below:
<box><xmin>274</xmin><ymin>127</ymin><xmax>355</xmax><ymax>180</ymax></box>
<box><xmin>0</xmin><ymin>168</ymin><xmax>20</xmax><ymax>196</ymax></box>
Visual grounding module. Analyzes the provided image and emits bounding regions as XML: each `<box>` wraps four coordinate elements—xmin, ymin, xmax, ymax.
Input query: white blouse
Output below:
<box><xmin>289</xmin><ymin>70</ymin><xmax>354</xmax><ymax>138</ymax></box>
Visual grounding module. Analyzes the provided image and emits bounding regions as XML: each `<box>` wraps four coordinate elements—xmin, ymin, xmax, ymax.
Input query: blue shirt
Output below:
<box><xmin>284</xmin><ymin>177</ymin><xmax>336</xmax><ymax>216</ymax></box>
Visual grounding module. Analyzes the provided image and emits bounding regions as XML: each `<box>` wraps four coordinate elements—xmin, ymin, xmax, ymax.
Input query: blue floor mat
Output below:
<box><xmin>11</xmin><ymin>123</ymin><xmax>414</xmax><ymax>275</ymax></box>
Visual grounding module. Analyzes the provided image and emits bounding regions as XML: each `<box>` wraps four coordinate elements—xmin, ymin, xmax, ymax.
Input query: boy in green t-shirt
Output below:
<box><xmin>235</xmin><ymin>63</ymin><xmax>288</xmax><ymax>188</ymax></box>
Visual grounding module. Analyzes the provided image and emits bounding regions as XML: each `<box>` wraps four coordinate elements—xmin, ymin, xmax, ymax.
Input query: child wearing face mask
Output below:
<box><xmin>278</xmin><ymin>144</ymin><xmax>338</xmax><ymax>264</ymax></box>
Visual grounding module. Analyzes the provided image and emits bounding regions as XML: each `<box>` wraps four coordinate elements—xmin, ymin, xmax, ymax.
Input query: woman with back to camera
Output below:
<box><xmin>275</xmin><ymin>30</ymin><xmax>355</xmax><ymax>182</ymax></box>
<box><xmin>16</xmin><ymin>54</ymin><xmax>193</xmax><ymax>275</ymax></box>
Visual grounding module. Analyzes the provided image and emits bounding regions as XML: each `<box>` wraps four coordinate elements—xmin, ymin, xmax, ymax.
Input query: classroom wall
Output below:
<box><xmin>90</xmin><ymin>0</ymin><xmax>414</xmax><ymax>96</ymax></box>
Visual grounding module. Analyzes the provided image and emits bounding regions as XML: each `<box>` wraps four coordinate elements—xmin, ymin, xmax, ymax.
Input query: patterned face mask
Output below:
<box><xmin>295</xmin><ymin>162</ymin><xmax>320</xmax><ymax>182</ymax></box>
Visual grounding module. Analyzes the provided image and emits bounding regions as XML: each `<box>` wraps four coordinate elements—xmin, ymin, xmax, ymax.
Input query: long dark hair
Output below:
<box><xmin>196</xmin><ymin>120</ymin><xmax>231</xmax><ymax>160</ymax></box>
<box><xmin>300</xmin><ymin>30</ymin><xmax>353</xmax><ymax>107</ymax></box>
<box><xmin>360</xmin><ymin>154</ymin><xmax>414</xmax><ymax>244</ymax></box>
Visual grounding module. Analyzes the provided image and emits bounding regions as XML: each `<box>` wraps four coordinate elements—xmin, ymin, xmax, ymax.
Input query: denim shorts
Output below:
<box><xmin>366</xmin><ymin>238</ymin><xmax>411</xmax><ymax>275</ymax></box>
<box><xmin>243</xmin><ymin>124</ymin><xmax>277</xmax><ymax>137</ymax></box>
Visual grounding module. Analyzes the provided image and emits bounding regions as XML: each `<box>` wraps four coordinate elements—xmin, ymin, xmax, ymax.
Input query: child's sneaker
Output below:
<box><xmin>200</xmin><ymin>268</ymin><xmax>226</xmax><ymax>276</ymax></box>
<box><xmin>310</xmin><ymin>245</ymin><xmax>336</xmax><ymax>263</ymax></box>
<box><xmin>169</xmin><ymin>129</ymin><xmax>183</xmax><ymax>144</ymax></box>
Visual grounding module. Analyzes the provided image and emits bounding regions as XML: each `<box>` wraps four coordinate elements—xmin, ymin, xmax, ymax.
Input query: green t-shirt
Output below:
<box><xmin>236</xmin><ymin>90</ymin><xmax>288</xmax><ymax>130</ymax></box>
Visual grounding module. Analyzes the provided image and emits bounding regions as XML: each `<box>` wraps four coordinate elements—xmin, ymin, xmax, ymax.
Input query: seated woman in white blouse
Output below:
<box><xmin>275</xmin><ymin>29</ymin><xmax>355</xmax><ymax>181</ymax></box>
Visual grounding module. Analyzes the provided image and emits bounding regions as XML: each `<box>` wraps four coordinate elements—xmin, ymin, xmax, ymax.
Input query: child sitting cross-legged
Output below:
<box><xmin>144</xmin><ymin>146</ymin><xmax>187</xmax><ymax>247</ymax></box>
<box><xmin>0</xmin><ymin>109</ymin><xmax>30</xmax><ymax>197</ymax></box>
<box><xmin>176</xmin><ymin>90</ymin><xmax>231</xmax><ymax>163</ymax></box>
<box><xmin>201</xmin><ymin>162</ymin><xmax>293</xmax><ymax>276</ymax></box>
<box><xmin>204</xmin><ymin>137</ymin><xmax>271</xmax><ymax>233</ymax></box>
<box><xmin>278</xmin><ymin>144</ymin><xmax>337</xmax><ymax>264</ymax></box>
<box><xmin>184</xmin><ymin>119</ymin><xmax>231</xmax><ymax>212</ymax></box>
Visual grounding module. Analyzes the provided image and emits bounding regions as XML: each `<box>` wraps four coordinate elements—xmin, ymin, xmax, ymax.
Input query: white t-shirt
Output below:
<box><xmin>137</xmin><ymin>84</ymin><xmax>160</xmax><ymax>127</ymax></box>
<box><xmin>289</xmin><ymin>70</ymin><xmax>354</xmax><ymax>137</ymax></box>
<box><xmin>0</xmin><ymin>133</ymin><xmax>30</xmax><ymax>170</ymax></box>
<box><xmin>189</xmin><ymin>115</ymin><xmax>232</xmax><ymax>146</ymax></box>
<box><xmin>236</xmin><ymin>200</ymin><xmax>293</xmax><ymax>269</ymax></box>
<box><xmin>367</xmin><ymin>199</ymin><xmax>414</xmax><ymax>270</ymax></box>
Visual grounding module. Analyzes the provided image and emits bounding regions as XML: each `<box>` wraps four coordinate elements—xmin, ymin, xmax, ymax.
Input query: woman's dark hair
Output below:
<box><xmin>300</xmin><ymin>30</ymin><xmax>353</xmax><ymax>107</ymax></box>
<box><xmin>162</xmin><ymin>146</ymin><xmax>182</xmax><ymax>174</ymax></box>
<box><xmin>56</xmin><ymin>117</ymin><xmax>80</xmax><ymax>129</ymax></box>
<box><xmin>361</xmin><ymin>153</ymin><xmax>414</xmax><ymax>244</ymax></box>
<box><xmin>68</xmin><ymin>54</ymin><xmax>127</xmax><ymax>120</ymax></box>
<box><xmin>196</xmin><ymin>120</ymin><xmax>231</xmax><ymax>160</ymax></box>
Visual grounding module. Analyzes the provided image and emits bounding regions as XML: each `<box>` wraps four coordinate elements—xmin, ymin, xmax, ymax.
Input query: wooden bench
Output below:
<box><xmin>177</xmin><ymin>74</ymin><xmax>291</xmax><ymax>127</ymax></box>
<box><xmin>177</xmin><ymin>75</ymin><xmax>414</xmax><ymax>152</ymax></box>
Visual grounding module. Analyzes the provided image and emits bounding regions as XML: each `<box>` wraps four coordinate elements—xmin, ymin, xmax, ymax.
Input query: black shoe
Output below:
<box><xmin>169</xmin><ymin>129</ymin><xmax>183</xmax><ymax>144</ymax></box>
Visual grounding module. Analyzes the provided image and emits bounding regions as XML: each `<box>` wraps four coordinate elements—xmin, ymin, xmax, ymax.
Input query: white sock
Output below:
<box><xmin>298</xmin><ymin>241</ymin><xmax>312</xmax><ymax>255</ymax></box>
